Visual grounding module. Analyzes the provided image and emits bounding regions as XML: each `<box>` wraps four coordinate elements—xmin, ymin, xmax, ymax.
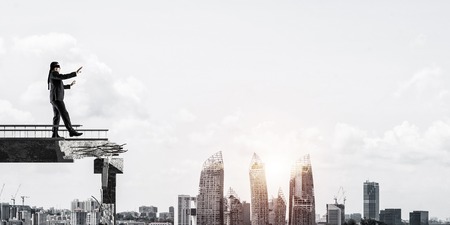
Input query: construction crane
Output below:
<box><xmin>0</xmin><ymin>184</ymin><xmax>5</xmax><ymax>201</ymax></box>
<box><xmin>334</xmin><ymin>186</ymin><xmax>346</xmax><ymax>205</ymax></box>
<box><xmin>20</xmin><ymin>196</ymin><xmax>30</xmax><ymax>206</ymax></box>
<box><xmin>11</xmin><ymin>184</ymin><xmax>21</xmax><ymax>205</ymax></box>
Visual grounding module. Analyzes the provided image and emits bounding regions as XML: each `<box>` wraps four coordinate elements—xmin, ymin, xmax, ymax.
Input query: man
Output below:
<box><xmin>48</xmin><ymin>61</ymin><xmax>83</xmax><ymax>138</ymax></box>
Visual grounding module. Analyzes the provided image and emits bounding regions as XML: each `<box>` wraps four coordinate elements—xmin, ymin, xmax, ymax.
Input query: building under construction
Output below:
<box><xmin>288</xmin><ymin>155</ymin><xmax>315</xmax><ymax>225</ymax></box>
<box><xmin>249</xmin><ymin>153</ymin><xmax>269</xmax><ymax>225</ymax></box>
<box><xmin>196</xmin><ymin>151</ymin><xmax>224</xmax><ymax>225</ymax></box>
<box><xmin>273</xmin><ymin>189</ymin><xmax>287</xmax><ymax>225</ymax></box>
<box><xmin>225</xmin><ymin>188</ymin><xmax>244</xmax><ymax>225</ymax></box>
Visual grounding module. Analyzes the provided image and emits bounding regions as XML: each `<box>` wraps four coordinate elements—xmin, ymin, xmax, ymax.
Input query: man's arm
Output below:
<box><xmin>64</xmin><ymin>80</ymin><xmax>76</xmax><ymax>89</ymax></box>
<box><xmin>50</xmin><ymin>71</ymin><xmax>77</xmax><ymax>80</ymax></box>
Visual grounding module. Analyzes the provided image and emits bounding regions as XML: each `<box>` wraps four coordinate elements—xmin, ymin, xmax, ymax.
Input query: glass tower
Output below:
<box><xmin>249</xmin><ymin>153</ymin><xmax>269</xmax><ymax>225</ymax></box>
<box><xmin>289</xmin><ymin>154</ymin><xmax>315</xmax><ymax>225</ymax></box>
<box><xmin>363</xmin><ymin>181</ymin><xmax>379</xmax><ymax>220</ymax></box>
<box><xmin>197</xmin><ymin>151</ymin><xmax>224</xmax><ymax>225</ymax></box>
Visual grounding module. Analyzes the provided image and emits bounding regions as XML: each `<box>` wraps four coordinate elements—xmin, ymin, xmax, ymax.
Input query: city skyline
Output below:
<box><xmin>1</xmin><ymin>0</ymin><xmax>450</xmax><ymax>222</ymax></box>
<box><xmin>0</xmin><ymin>149</ymin><xmax>447</xmax><ymax>223</ymax></box>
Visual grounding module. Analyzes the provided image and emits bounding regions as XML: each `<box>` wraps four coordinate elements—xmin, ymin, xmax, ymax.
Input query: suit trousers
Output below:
<box><xmin>51</xmin><ymin>100</ymin><xmax>75</xmax><ymax>134</ymax></box>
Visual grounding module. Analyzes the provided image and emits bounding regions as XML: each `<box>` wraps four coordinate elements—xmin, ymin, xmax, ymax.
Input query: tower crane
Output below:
<box><xmin>11</xmin><ymin>184</ymin><xmax>21</xmax><ymax>205</ymax></box>
<box><xmin>334</xmin><ymin>186</ymin><xmax>346</xmax><ymax>205</ymax></box>
<box><xmin>21</xmin><ymin>196</ymin><xmax>30</xmax><ymax>206</ymax></box>
<box><xmin>0</xmin><ymin>184</ymin><xmax>5</xmax><ymax>201</ymax></box>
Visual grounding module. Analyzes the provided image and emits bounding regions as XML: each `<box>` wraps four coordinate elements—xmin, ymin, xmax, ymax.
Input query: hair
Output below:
<box><xmin>48</xmin><ymin>61</ymin><xmax>59</xmax><ymax>90</ymax></box>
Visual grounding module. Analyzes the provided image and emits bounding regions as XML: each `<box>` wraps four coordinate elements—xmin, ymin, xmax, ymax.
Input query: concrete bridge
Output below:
<box><xmin>0</xmin><ymin>124</ymin><xmax>126</xmax><ymax>225</ymax></box>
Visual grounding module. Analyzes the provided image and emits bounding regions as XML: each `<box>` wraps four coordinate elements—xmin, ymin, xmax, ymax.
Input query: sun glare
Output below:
<box><xmin>264</xmin><ymin>155</ymin><xmax>292</xmax><ymax>195</ymax></box>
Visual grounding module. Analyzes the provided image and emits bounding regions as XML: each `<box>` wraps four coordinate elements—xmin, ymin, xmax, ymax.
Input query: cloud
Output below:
<box><xmin>11</xmin><ymin>32</ymin><xmax>113</xmax><ymax>80</ymax></box>
<box><xmin>9</xmin><ymin>33</ymin><xmax>150</xmax><ymax>122</ymax></box>
<box><xmin>174</xmin><ymin>108</ymin><xmax>197</xmax><ymax>123</ymax></box>
<box><xmin>188</xmin><ymin>129</ymin><xmax>215</xmax><ymax>145</ymax></box>
<box><xmin>12</xmin><ymin>33</ymin><xmax>78</xmax><ymax>57</ymax></box>
<box><xmin>111</xmin><ymin>117</ymin><xmax>178</xmax><ymax>146</ymax></box>
<box><xmin>113</xmin><ymin>77</ymin><xmax>145</xmax><ymax>103</ymax></box>
<box><xmin>395</xmin><ymin>65</ymin><xmax>443</xmax><ymax>97</ymax></box>
<box><xmin>331</xmin><ymin>121</ymin><xmax>450</xmax><ymax>167</ymax></box>
<box><xmin>332</xmin><ymin>123</ymin><xmax>367</xmax><ymax>153</ymax></box>
<box><xmin>221</xmin><ymin>110</ymin><xmax>242</xmax><ymax>126</ymax></box>
<box><xmin>0</xmin><ymin>99</ymin><xmax>33</xmax><ymax>123</ymax></box>
<box><xmin>409</xmin><ymin>34</ymin><xmax>427</xmax><ymax>48</ymax></box>
<box><xmin>20</xmin><ymin>81</ymin><xmax>48</xmax><ymax>104</ymax></box>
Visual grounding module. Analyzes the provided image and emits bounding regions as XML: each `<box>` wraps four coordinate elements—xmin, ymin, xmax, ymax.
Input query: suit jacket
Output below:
<box><xmin>49</xmin><ymin>71</ymin><xmax>77</xmax><ymax>102</ymax></box>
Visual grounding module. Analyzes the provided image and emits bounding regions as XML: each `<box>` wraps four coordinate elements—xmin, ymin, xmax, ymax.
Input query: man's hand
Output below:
<box><xmin>76</xmin><ymin>66</ymin><xmax>83</xmax><ymax>75</ymax></box>
<box><xmin>70</xmin><ymin>80</ymin><xmax>76</xmax><ymax>86</ymax></box>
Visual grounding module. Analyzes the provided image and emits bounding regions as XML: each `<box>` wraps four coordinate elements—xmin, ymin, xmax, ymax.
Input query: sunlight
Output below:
<box><xmin>264</xmin><ymin>154</ymin><xmax>292</xmax><ymax>197</ymax></box>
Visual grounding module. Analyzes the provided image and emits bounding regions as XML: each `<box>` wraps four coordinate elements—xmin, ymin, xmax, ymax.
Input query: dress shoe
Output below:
<box><xmin>51</xmin><ymin>133</ymin><xmax>61</xmax><ymax>138</ymax></box>
<box><xmin>69</xmin><ymin>131</ymin><xmax>83</xmax><ymax>137</ymax></box>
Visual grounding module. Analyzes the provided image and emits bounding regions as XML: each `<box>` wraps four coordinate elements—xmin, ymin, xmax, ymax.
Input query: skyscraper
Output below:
<box><xmin>274</xmin><ymin>189</ymin><xmax>287</xmax><ymax>225</ymax></box>
<box><xmin>269</xmin><ymin>198</ymin><xmax>276</xmax><ymax>225</ymax></box>
<box><xmin>71</xmin><ymin>209</ymin><xmax>88</xmax><ymax>225</ymax></box>
<box><xmin>0</xmin><ymin>203</ymin><xmax>10</xmax><ymax>221</ymax></box>
<box><xmin>225</xmin><ymin>188</ymin><xmax>244</xmax><ymax>225</ymax></box>
<box><xmin>363</xmin><ymin>181</ymin><xmax>379</xmax><ymax>220</ymax></box>
<box><xmin>249</xmin><ymin>153</ymin><xmax>269</xmax><ymax>225</ymax></box>
<box><xmin>410</xmin><ymin>211</ymin><xmax>429</xmax><ymax>225</ymax></box>
<box><xmin>327</xmin><ymin>204</ymin><xmax>344</xmax><ymax>225</ymax></box>
<box><xmin>288</xmin><ymin>154</ymin><xmax>315</xmax><ymax>225</ymax></box>
<box><xmin>177</xmin><ymin>195</ymin><xmax>196</xmax><ymax>225</ymax></box>
<box><xmin>72</xmin><ymin>199</ymin><xmax>84</xmax><ymax>211</ymax></box>
<box><xmin>197</xmin><ymin>151</ymin><xmax>224</xmax><ymax>225</ymax></box>
<box><xmin>242</xmin><ymin>201</ymin><xmax>251</xmax><ymax>225</ymax></box>
<box><xmin>380</xmin><ymin>209</ymin><xmax>401</xmax><ymax>225</ymax></box>
<box><xmin>169</xmin><ymin>206</ymin><xmax>175</xmax><ymax>220</ymax></box>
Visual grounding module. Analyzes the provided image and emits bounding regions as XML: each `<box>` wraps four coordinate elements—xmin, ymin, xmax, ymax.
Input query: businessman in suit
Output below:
<box><xmin>48</xmin><ymin>61</ymin><xmax>83</xmax><ymax>138</ymax></box>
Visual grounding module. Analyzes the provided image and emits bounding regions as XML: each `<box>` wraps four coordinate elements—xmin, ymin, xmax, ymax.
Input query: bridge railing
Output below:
<box><xmin>0</xmin><ymin>125</ymin><xmax>108</xmax><ymax>140</ymax></box>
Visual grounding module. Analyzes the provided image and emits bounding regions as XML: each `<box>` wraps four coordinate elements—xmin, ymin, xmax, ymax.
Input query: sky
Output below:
<box><xmin>1</xmin><ymin>0</ymin><xmax>450</xmax><ymax>222</ymax></box>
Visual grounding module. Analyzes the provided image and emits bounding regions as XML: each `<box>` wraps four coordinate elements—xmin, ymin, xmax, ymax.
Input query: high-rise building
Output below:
<box><xmin>363</xmin><ymin>181</ymin><xmax>379</xmax><ymax>220</ymax></box>
<box><xmin>0</xmin><ymin>203</ymin><xmax>10</xmax><ymax>221</ymax></box>
<box><xmin>71</xmin><ymin>209</ymin><xmax>88</xmax><ymax>225</ymax></box>
<box><xmin>69</xmin><ymin>199</ymin><xmax>99</xmax><ymax>225</ymax></box>
<box><xmin>169</xmin><ymin>206</ymin><xmax>175</xmax><ymax>220</ymax></box>
<box><xmin>274</xmin><ymin>189</ymin><xmax>287</xmax><ymax>225</ymax></box>
<box><xmin>410</xmin><ymin>211</ymin><xmax>429</xmax><ymax>225</ymax></box>
<box><xmin>242</xmin><ymin>201</ymin><xmax>251</xmax><ymax>225</ymax></box>
<box><xmin>380</xmin><ymin>209</ymin><xmax>401</xmax><ymax>225</ymax></box>
<box><xmin>84</xmin><ymin>199</ymin><xmax>99</xmax><ymax>213</ymax></box>
<box><xmin>249</xmin><ymin>153</ymin><xmax>269</xmax><ymax>225</ymax></box>
<box><xmin>86</xmin><ymin>211</ymin><xmax>100</xmax><ymax>225</ymax></box>
<box><xmin>19</xmin><ymin>210</ymin><xmax>32</xmax><ymax>225</ymax></box>
<box><xmin>197</xmin><ymin>151</ymin><xmax>224</xmax><ymax>225</ymax></box>
<box><xmin>269</xmin><ymin>198</ymin><xmax>276</xmax><ymax>225</ymax></box>
<box><xmin>72</xmin><ymin>199</ymin><xmax>84</xmax><ymax>211</ymax></box>
<box><xmin>289</xmin><ymin>155</ymin><xmax>316</xmax><ymax>225</ymax></box>
<box><xmin>327</xmin><ymin>204</ymin><xmax>344</xmax><ymax>225</ymax></box>
<box><xmin>178</xmin><ymin>195</ymin><xmax>196</xmax><ymax>225</ymax></box>
<box><xmin>225</xmin><ymin>188</ymin><xmax>243</xmax><ymax>225</ymax></box>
